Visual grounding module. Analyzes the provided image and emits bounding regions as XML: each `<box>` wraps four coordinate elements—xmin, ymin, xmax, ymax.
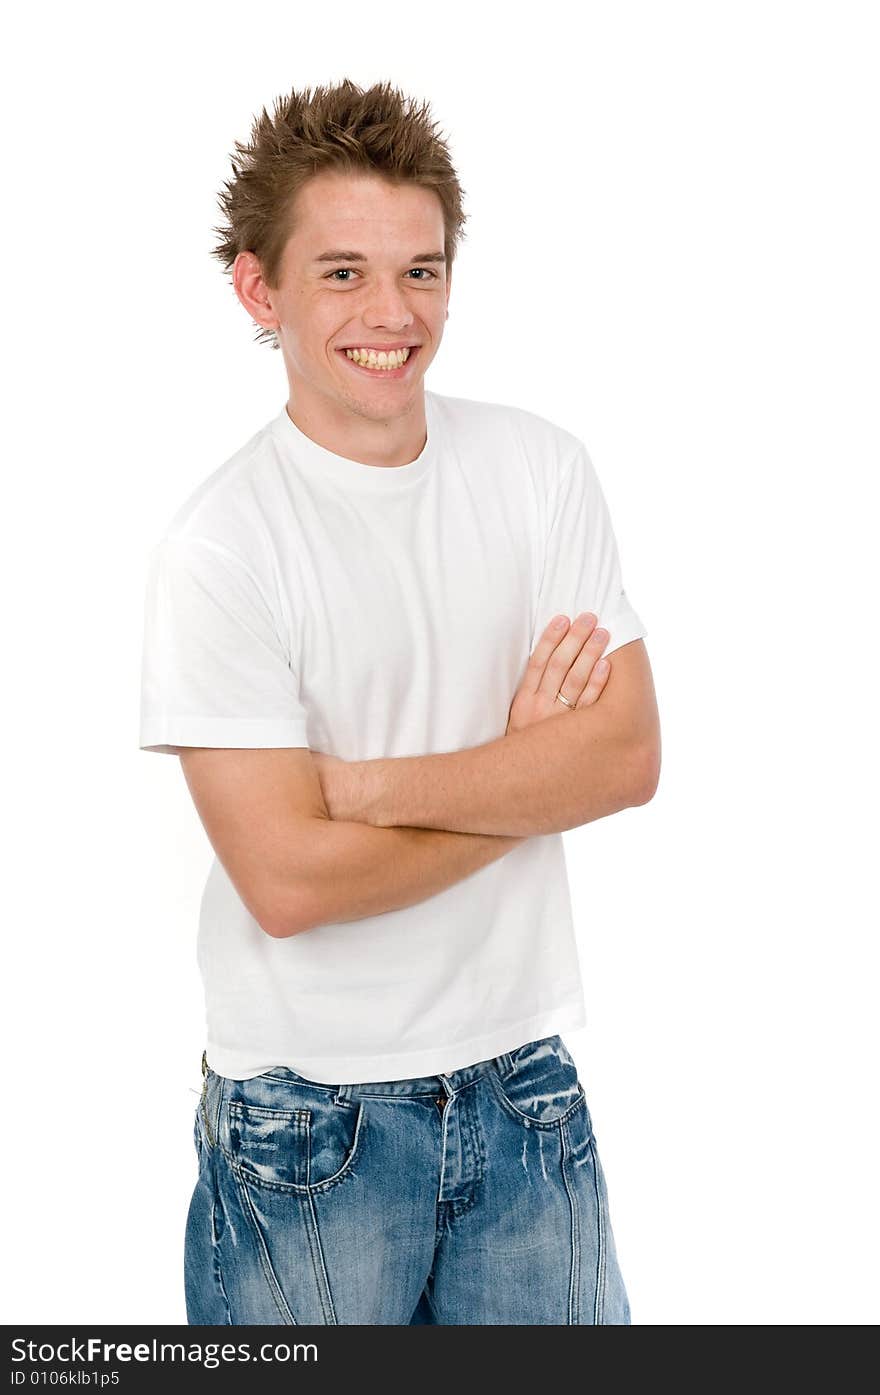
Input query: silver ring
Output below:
<box><xmin>555</xmin><ymin>690</ymin><xmax>575</xmax><ymax>709</ymax></box>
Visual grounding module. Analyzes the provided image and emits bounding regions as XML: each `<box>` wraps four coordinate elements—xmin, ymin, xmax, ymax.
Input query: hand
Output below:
<box><xmin>506</xmin><ymin>613</ymin><xmax>611</xmax><ymax>734</ymax></box>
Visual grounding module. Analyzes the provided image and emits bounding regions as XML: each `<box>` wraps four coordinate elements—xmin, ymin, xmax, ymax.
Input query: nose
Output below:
<box><xmin>362</xmin><ymin>276</ymin><xmax>415</xmax><ymax>332</ymax></box>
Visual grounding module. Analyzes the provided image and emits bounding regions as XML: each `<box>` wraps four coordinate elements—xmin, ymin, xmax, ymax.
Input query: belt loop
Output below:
<box><xmin>335</xmin><ymin>1082</ymin><xmax>354</xmax><ymax>1104</ymax></box>
<box><xmin>496</xmin><ymin>1051</ymin><xmax>514</xmax><ymax>1078</ymax></box>
<box><xmin>201</xmin><ymin>1049</ymin><xmax>208</xmax><ymax>1079</ymax></box>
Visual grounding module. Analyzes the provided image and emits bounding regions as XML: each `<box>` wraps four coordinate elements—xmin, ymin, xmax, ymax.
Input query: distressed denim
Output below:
<box><xmin>185</xmin><ymin>1033</ymin><xmax>631</xmax><ymax>1325</ymax></box>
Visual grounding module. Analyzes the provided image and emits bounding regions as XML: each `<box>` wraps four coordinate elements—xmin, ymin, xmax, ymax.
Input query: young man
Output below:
<box><xmin>139</xmin><ymin>78</ymin><xmax>660</xmax><ymax>1326</ymax></box>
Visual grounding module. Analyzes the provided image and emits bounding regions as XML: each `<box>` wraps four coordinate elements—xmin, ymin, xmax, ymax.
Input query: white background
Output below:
<box><xmin>2</xmin><ymin>0</ymin><xmax>877</xmax><ymax>1326</ymax></box>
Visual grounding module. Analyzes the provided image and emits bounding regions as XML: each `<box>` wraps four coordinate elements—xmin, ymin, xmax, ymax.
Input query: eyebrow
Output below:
<box><xmin>313</xmin><ymin>250</ymin><xmax>446</xmax><ymax>264</ymax></box>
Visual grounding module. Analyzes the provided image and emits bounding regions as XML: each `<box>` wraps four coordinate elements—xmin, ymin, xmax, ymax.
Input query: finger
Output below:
<box><xmin>554</xmin><ymin>623</ymin><xmax>609</xmax><ymax>708</ymax></box>
<box><xmin>574</xmin><ymin>655</ymin><xmax>611</xmax><ymax>708</ymax></box>
<box><xmin>565</xmin><ymin>624</ymin><xmax>610</xmax><ymax>692</ymax></box>
<box><xmin>538</xmin><ymin>611</ymin><xmax>599</xmax><ymax>703</ymax></box>
<box><xmin>522</xmin><ymin>615</ymin><xmax>571</xmax><ymax>693</ymax></box>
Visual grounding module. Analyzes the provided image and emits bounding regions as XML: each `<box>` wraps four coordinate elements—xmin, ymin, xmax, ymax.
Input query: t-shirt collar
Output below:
<box><xmin>271</xmin><ymin>391</ymin><xmax>437</xmax><ymax>491</ymax></box>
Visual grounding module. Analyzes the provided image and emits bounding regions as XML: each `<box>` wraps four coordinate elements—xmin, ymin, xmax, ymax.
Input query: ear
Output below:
<box><xmin>232</xmin><ymin>250</ymin><xmax>280</xmax><ymax>335</ymax></box>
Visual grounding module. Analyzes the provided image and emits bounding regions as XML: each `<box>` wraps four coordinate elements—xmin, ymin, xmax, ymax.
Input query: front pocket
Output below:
<box><xmin>490</xmin><ymin>1035</ymin><xmax>589</xmax><ymax>1127</ymax></box>
<box><xmin>227</xmin><ymin>1098</ymin><xmax>365</xmax><ymax>1191</ymax></box>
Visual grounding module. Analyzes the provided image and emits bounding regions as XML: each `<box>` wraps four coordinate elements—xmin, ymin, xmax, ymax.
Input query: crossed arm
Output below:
<box><xmin>313</xmin><ymin>636</ymin><xmax>659</xmax><ymax>839</ymax></box>
<box><xmin>180</xmin><ymin>621</ymin><xmax>660</xmax><ymax>938</ymax></box>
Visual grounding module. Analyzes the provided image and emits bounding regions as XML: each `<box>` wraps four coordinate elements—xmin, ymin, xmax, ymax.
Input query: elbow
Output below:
<box><xmin>631</xmin><ymin>740</ymin><xmax>661</xmax><ymax>806</ymax></box>
<box><xmin>255</xmin><ymin>885</ymin><xmax>322</xmax><ymax>940</ymax></box>
<box><xmin>255</xmin><ymin>819</ymin><xmax>341</xmax><ymax>937</ymax></box>
<box><xmin>259</xmin><ymin>915</ymin><xmax>308</xmax><ymax>940</ymax></box>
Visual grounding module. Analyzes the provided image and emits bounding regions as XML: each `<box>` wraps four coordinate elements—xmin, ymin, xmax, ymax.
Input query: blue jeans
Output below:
<box><xmin>185</xmin><ymin>1033</ymin><xmax>631</xmax><ymax>1325</ymax></box>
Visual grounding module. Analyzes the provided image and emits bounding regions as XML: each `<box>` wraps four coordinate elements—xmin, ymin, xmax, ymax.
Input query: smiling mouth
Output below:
<box><xmin>337</xmin><ymin>345</ymin><xmax>420</xmax><ymax>375</ymax></box>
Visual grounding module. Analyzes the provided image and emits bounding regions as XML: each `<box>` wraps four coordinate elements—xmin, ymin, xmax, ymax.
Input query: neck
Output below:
<box><xmin>285</xmin><ymin>381</ymin><xmax>427</xmax><ymax>469</ymax></box>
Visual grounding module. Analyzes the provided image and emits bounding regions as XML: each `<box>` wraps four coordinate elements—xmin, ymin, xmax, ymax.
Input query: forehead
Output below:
<box><xmin>287</xmin><ymin>170</ymin><xmax>444</xmax><ymax>249</ymax></box>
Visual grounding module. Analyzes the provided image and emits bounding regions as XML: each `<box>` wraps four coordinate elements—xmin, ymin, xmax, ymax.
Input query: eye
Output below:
<box><xmin>324</xmin><ymin>266</ymin><xmax>439</xmax><ymax>283</ymax></box>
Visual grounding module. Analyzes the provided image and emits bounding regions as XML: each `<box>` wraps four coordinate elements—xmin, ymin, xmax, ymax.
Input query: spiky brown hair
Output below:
<box><xmin>211</xmin><ymin>77</ymin><xmax>468</xmax><ymax>349</ymax></box>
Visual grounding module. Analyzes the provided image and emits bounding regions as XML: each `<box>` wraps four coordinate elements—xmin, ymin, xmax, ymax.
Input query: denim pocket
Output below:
<box><xmin>490</xmin><ymin>1034</ymin><xmax>589</xmax><ymax>1128</ymax></box>
<box><xmin>227</xmin><ymin>1096</ymin><xmax>366</xmax><ymax>1192</ymax></box>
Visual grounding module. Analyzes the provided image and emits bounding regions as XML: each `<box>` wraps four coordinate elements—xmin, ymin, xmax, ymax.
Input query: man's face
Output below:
<box><xmin>265</xmin><ymin>170</ymin><xmax>451</xmax><ymax>423</ymax></box>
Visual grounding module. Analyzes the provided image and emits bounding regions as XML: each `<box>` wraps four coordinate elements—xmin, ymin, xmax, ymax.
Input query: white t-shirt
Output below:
<box><xmin>139</xmin><ymin>390</ymin><xmax>647</xmax><ymax>1083</ymax></box>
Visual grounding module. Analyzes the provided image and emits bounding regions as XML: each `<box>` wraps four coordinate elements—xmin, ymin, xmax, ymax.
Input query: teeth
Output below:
<box><xmin>344</xmin><ymin>346</ymin><xmax>411</xmax><ymax>369</ymax></box>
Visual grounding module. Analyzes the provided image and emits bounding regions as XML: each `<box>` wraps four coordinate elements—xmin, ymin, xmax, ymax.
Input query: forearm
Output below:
<box><xmin>338</xmin><ymin>707</ymin><xmax>651</xmax><ymax>838</ymax></box>
<box><xmin>285</xmin><ymin>818</ymin><xmax>525</xmax><ymax>936</ymax></box>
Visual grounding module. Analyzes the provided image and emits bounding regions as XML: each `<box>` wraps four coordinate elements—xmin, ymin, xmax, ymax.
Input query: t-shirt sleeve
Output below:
<box><xmin>139</xmin><ymin>535</ymin><xmax>310</xmax><ymax>755</ymax></box>
<box><xmin>530</xmin><ymin>443</ymin><xmax>647</xmax><ymax>656</ymax></box>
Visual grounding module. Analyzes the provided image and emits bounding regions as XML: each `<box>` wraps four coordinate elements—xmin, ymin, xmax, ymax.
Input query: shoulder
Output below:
<box><xmin>429</xmin><ymin>389</ymin><xmax>582</xmax><ymax>456</ymax></box>
<box><xmin>427</xmin><ymin>390</ymin><xmax>584</xmax><ymax>500</ymax></box>
<box><xmin>152</xmin><ymin>415</ymin><xmax>287</xmax><ymax>568</ymax></box>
